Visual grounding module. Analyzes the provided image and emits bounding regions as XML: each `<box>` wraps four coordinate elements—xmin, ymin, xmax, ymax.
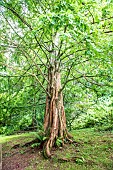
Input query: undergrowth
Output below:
<box><xmin>72</xmin><ymin>111</ymin><xmax>113</xmax><ymax>131</ymax></box>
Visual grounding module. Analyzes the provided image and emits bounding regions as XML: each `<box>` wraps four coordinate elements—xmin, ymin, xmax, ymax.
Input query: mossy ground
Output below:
<box><xmin>1</xmin><ymin>128</ymin><xmax>113</xmax><ymax>170</ymax></box>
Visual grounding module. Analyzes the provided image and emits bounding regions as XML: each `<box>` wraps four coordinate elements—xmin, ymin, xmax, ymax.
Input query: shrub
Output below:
<box><xmin>72</xmin><ymin>110</ymin><xmax>113</xmax><ymax>131</ymax></box>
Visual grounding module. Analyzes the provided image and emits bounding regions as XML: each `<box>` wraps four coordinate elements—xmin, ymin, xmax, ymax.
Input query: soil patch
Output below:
<box><xmin>2</xmin><ymin>145</ymin><xmax>41</xmax><ymax>170</ymax></box>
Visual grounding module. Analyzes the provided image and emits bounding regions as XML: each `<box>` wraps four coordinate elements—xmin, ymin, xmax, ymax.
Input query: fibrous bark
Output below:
<box><xmin>43</xmin><ymin>62</ymin><xmax>73</xmax><ymax>158</ymax></box>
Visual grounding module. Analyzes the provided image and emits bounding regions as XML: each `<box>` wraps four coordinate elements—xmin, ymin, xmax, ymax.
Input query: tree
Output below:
<box><xmin>0</xmin><ymin>0</ymin><xmax>113</xmax><ymax>157</ymax></box>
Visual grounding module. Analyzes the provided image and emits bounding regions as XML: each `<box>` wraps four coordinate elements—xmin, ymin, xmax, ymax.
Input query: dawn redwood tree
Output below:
<box><xmin>0</xmin><ymin>0</ymin><xmax>113</xmax><ymax>157</ymax></box>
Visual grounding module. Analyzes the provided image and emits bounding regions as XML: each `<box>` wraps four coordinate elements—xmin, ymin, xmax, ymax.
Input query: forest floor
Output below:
<box><xmin>0</xmin><ymin>128</ymin><xmax>113</xmax><ymax>170</ymax></box>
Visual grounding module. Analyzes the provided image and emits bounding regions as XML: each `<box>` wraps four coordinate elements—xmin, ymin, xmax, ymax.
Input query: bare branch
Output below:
<box><xmin>104</xmin><ymin>30</ymin><xmax>113</xmax><ymax>34</ymax></box>
<box><xmin>2</xmin><ymin>3</ymin><xmax>32</xmax><ymax>30</ymax></box>
<box><xmin>88</xmin><ymin>9</ymin><xmax>95</xmax><ymax>24</ymax></box>
<box><xmin>60</xmin><ymin>73</ymin><xmax>112</xmax><ymax>92</ymax></box>
<box><xmin>1</xmin><ymin>12</ymin><xmax>49</xmax><ymax>68</ymax></box>
<box><xmin>91</xmin><ymin>16</ymin><xmax>113</xmax><ymax>24</ymax></box>
<box><xmin>28</xmin><ymin>72</ymin><xmax>50</xmax><ymax>97</ymax></box>
<box><xmin>2</xmin><ymin>3</ymin><xmax>50</xmax><ymax>60</ymax></box>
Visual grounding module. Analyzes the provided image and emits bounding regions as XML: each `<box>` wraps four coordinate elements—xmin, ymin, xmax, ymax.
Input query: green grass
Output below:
<box><xmin>71</xmin><ymin>128</ymin><xmax>113</xmax><ymax>170</ymax></box>
<box><xmin>0</xmin><ymin>132</ymin><xmax>36</xmax><ymax>144</ymax></box>
<box><xmin>1</xmin><ymin>128</ymin><xmax>113</xmax><ymax>170</ymax></box>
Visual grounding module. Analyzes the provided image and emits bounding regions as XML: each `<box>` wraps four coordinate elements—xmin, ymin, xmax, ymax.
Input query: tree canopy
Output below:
<box><xmin>1</xmin><ymin>0</ymin><xmax>113</xmax><ymax>85</ymax></box>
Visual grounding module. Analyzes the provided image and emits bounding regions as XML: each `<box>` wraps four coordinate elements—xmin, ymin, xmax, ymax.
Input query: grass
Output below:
<box><xmin>0</xmin><ymin>132</ymin><xmax>36</xmax><ymax>144</ymax></box>
<box><xmin>71</xmin><ymin>128</ymin><xmax>113</xmax><ymax>170</ymax></box>
<box><xmin>1</xmin><ymin>128</ymin><xmax>113</xmax><ymax>170</ymax></box>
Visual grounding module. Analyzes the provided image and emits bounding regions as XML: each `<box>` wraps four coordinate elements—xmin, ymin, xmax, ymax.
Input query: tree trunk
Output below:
<box><xmin>43</xmin><ymin>62</ymin><xmax>73</xmax><ymax>158</ymax></box>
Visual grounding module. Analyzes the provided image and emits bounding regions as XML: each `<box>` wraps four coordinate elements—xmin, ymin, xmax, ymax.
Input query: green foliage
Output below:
<box><xmin>75</xmin><ymin>157</ymin><xmax>84</xmax><ymax>164</ymax></box>
<box><xmin>31</xmin><ymin>142</ymin><xmax>40</xmax><ymax>148</ymax></box>
<box><xmin>0</xmin><ymin>0</ymin><xmax>113</xmax><ymax>135</ymax></box>
<box><xmin>31</xmin><ymin>131</ymin><xmax>47</xmax><ymax>148</ymax></box>
<box><xmin>56</xmin><ymin>138</ymin><xmax>63</xmax><ymax>147</ymax></box>
<box><xmin>73</xmin><ymin>110</ymin><xmax>113</xmax><ymax>131</ymax></box>
<box><xmin>35</xmin><ymin>131</ymin><xmax>47</xmax><ymax>141</ymax></box>
<box><xmin>0</xmin><ymin>75</ymin><xmax>45</xmax><ymax>135</ymax></box>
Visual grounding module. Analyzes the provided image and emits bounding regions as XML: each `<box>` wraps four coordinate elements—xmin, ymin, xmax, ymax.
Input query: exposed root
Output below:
<box><xmin>58</xmin><ymin>156</ymin><xmax>84</xmax><ymax>163</ymax></box>
<box><xmin>12</xmin><ymin>138</ymin><xmax>40</xmax><ymax>149</ymax></box>
<box><xmin>65</xmin><ymin>134</ymin><xmax>73</xmax><ymax>143</ymax></box>
<box><xmin>43</xmin><ymin>130</ymin><xmax>75</xmax><ymax>158</ymax></box>
<box><xmin>21</xmin><ymin>139</ymin><xmax>39</xmax><ymax>147</ymax></box>
<box><xmin>43</xmin><ymin>140</ymin><xmax>51</xmax><ymax>158</ymax></box>
<box><xmin>66</xmin><ymin>130</ymin><xmax>73</xmax><ymax>139</ymax></box>
<box><xmin>12</xmin><ymin>144</ymin><xmax>20</xmax><ymax>149</ymax></box>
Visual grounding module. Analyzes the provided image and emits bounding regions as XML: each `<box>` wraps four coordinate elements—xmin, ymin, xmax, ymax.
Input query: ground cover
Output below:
<box><xmin>1</xmin><ymin>128</ymin><xmax>113</xmax><ymax>170</ymax></box>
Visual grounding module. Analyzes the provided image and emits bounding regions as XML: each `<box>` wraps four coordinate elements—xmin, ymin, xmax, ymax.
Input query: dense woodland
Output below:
<box><xmin>0</xmin><ymin>0</ymin><xmax>113</xmax><ymax>159</ymax></box>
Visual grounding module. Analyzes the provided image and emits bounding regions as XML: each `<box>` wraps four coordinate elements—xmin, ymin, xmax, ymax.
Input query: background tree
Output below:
<box><xmin>0</xmin><ymin>0</ymin><xmax>113</xmax><ymax>157</ymax></box>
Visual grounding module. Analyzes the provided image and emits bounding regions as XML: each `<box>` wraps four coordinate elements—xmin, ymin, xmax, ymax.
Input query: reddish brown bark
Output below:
<box><xmin>43</xmin><ymin>63</ymin><xmax>73</xmax><ymax>158</ymax></box>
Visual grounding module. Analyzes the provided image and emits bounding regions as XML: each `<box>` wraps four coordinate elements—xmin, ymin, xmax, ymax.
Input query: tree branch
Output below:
<box><xmin>2</xmin><ymin>3</ymin><xmax>49</xmax><ymax>60</ymax></box>
<box><xmin>2</xmin><ymin>3</ymin><xmax>32</xmax><ymax>30</ymax></box>
<box><xmin>28</xmin><ymin>72</ymin><xmax>50</xmax><ymax>97</ymax></box>
<box><xmin>91</xmin><ymin>16</ymin><xmax>113</xmax><ymax>24</ymax></box>
<box><xmin>104</xmin><ymin>30</ymin><xmax>113</xmax><ymax>34</ymax></box>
